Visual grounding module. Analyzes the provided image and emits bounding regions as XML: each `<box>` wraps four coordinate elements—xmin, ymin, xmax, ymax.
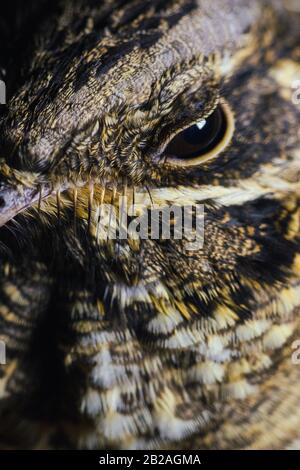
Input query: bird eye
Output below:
<box><xmin>164</xmin><ymin>101</ymin><xmax>234</xmax><ymax>167</ymax></box>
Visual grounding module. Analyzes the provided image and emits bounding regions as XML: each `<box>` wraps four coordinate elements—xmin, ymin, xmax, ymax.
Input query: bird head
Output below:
<box><xmin>0</xmin><ymin>0</ymin><xmax>261</xmax><ymax>229</ymax></box>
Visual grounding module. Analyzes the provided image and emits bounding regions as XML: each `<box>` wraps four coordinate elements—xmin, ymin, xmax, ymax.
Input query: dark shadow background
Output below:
<box><xmin>0</xmin><ymin>0</ymin><xmax>61</xmax><ymax>100</ymax></box>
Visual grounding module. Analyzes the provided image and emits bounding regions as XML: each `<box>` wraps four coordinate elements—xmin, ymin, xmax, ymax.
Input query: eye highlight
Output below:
<box><xmin>164</xmin><ymin>101</ymin><xmax>234</xmax><ymax>167</ymax></box>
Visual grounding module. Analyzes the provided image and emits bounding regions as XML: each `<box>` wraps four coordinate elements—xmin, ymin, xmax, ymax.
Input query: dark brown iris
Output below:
<box><xmin>165</xmin><ymin>105</ymin><xmax>227</xmax><ymax>160</ymax></box>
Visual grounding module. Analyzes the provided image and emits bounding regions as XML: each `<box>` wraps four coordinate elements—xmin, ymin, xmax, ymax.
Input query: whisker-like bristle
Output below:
<box><xmin>56</xmin><ymin>189</ymin><xmax>61</xmax><ymax>221</ymax></box>
<box><xmin>107</xmin><ymin>185</ymin><xmax>117</xmax><ymax>242</ymax></box>
<box><xmin>38</xmin><ymin>186</ymin><xmax>42</xmax><ymax>212</ymax></box>
<box><xmin>132</xmin><ymin>185</ymin><xmax>135</xmax><ymax>211</ymax></box>
<box><xmin>96</xmin><ymin>181</ymin><xmax>106</xmax><ymax>243</ymax></box>
<box><xmin>123</xmin><ymin>179</ymin><xmax>128</xmax><ymax>212</ymax></box>
<box><xmin>88</xmin><ymin>181</ymin><xmax>94</xmax><ymax>233</ymax></box>
<box><xmin>118</xmin><ymin>179</ymin><xmax>127</xmax><ymax>256</ymax></box>
<box><xmin>73</xmin><ymin>186</ymin><xmax>78</xmax><ymax>235</ymax></box>
<box><xmin>146</xmin><ymin>185</ymin><xmax>154</xmax><ymax>206</ymax></box>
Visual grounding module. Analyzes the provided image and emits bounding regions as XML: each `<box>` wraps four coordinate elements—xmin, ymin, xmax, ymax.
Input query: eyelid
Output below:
<box><xmin>165</xmin><ymin>99</ymin><xmax>235</xmax><ymax>168</ymax></box>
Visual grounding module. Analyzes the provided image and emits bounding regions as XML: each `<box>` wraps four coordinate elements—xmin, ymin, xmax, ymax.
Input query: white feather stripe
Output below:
<box><xmin>236</xmin><ymin>319</ymin><xmax>271</xmax><ymax>342</ymax></box>
<box><xmin>262</xmin><ymin>323</ymin><xmax>295</xmax><ymax>350</ymax></box>
<box><xmin>221</xmin><ymin>379</ymin><xmax>258</xmax><ymax>400</ymax></box>
<box><xmin>187</xmin><ymin>361</ymin><xmax>225</xmax><ymax>385</ymax></box>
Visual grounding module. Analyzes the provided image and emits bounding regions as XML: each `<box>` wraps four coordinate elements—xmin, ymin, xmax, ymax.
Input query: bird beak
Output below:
<box><xmin>0</xmin><ymin>182</ymin><xmax>47</xmax><ymax>227</ymax></box>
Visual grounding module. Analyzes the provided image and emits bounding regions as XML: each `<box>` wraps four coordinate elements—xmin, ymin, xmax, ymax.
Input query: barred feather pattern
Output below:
<box><xmin>0</xmin><ymin>0</ymin><xmax>300</xmax><ymax>449</ymax></box>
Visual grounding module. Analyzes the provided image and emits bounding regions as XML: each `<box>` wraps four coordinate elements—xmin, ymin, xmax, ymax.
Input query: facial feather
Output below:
<box><xmin>0</xmin><ymin>0</ymin><xmax>299</xmax><ymax>451</ymax></box>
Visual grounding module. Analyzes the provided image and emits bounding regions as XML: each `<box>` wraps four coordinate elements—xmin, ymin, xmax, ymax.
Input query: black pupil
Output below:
<box><xmin>165</xmin><ymin>106</ymin><xmax>227</xmax><ymax>159</ymax></box>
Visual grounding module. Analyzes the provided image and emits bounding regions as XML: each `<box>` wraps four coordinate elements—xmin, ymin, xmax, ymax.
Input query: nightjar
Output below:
<box><xmin>0</xmin><ymin>0</ymin><xmax>300</xmax><ymax>450</ymax></box>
